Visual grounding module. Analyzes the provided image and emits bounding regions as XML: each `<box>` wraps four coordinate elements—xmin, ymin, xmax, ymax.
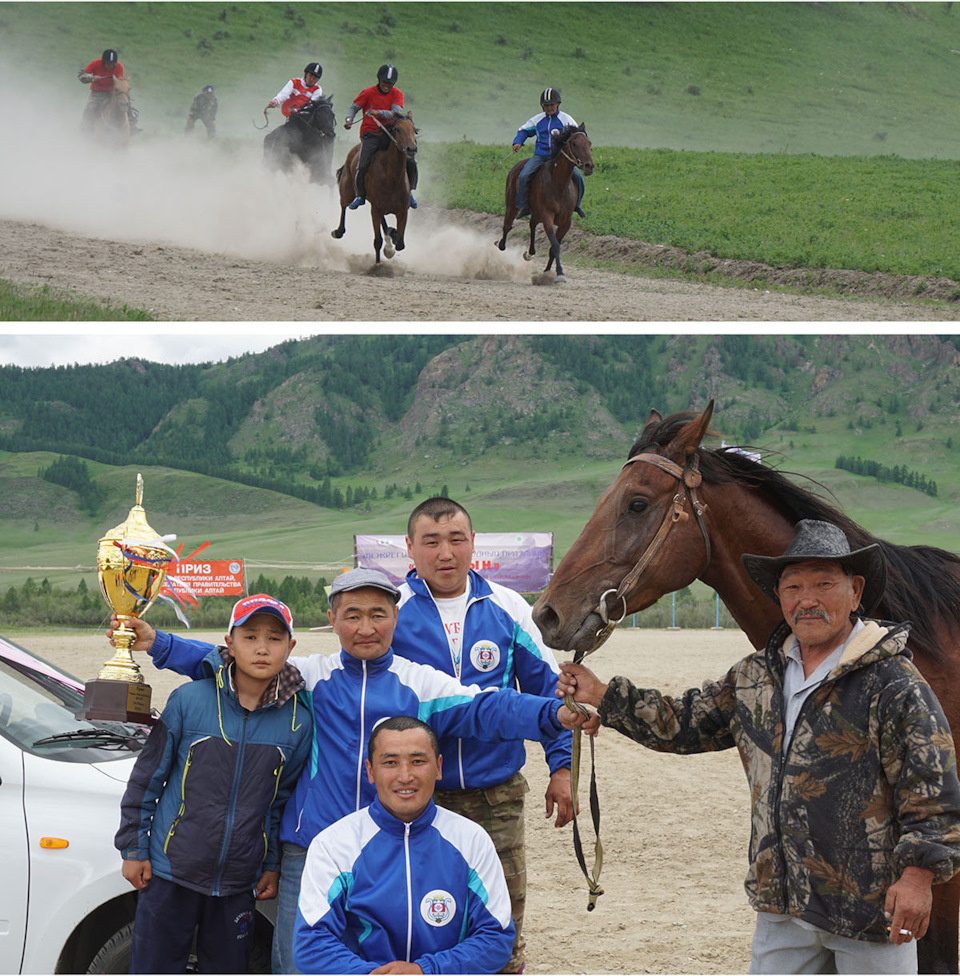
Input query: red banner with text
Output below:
<box><xmin>162</xmin><ymin>559</ymin><xmax>245</xmax><ymax>598</ymax></box>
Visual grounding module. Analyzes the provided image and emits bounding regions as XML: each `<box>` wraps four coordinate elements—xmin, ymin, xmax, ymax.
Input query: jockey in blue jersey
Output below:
<box><xmin>511</xmin><ymin>88</ymin><xmax>586</xmax><ymax>219</ymax></box>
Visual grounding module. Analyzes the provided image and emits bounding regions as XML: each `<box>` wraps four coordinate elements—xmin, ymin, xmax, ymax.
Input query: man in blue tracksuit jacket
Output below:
<box><xmin>113</xmin><ymin>567</ymin><xmax>587</xmax><ymax>974</ymax></box>
<box><xmin>294</xmin><ymin>716</ymin><xmax>514</xmax><ymax>975</ymax></box>
<box><xmin>396</xmin><ymin>496</ymin><xmax>572</xmax><ymax>973</ymax></box>
<box><xmin>511</xmin><ymin>86</ymin><xmax>586</xmax><ymax>218</ymax></box>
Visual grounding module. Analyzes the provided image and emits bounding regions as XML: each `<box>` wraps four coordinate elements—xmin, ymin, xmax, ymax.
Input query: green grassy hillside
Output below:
<box><xmin>5</xmin><ymin>1</ymin><xmax>960</xmax><ymax>158</ymax></box>
<box><xmin>3</xmin><ymin>334</ymin><xmax>960</xmax><ymax>594</ymax></box>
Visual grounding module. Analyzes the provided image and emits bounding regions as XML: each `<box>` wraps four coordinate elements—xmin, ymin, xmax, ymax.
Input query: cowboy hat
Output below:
<box><xmin>741</xmin><ymin>519</ymin><xmax>886</xmax><ymax>615</ymax></box>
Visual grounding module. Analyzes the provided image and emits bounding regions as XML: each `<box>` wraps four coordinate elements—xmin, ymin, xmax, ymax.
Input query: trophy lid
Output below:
<box><xmin>99</xmin><ymin>473</ymin><xmax>164</xmax><ymax>549</ymax></box>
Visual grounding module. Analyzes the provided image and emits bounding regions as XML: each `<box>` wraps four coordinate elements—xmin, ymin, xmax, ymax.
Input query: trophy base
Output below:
<box><xmin>77</xmin><ymin>678</ymin><xmax>155</xmax><ymax>725</ymax></box>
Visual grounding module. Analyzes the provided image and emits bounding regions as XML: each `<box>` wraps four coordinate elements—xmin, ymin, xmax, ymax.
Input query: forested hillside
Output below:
<box><xmin>3</xmin><ymin>334</ymin><xmax>960</xmax><ymax>511</ymax></box>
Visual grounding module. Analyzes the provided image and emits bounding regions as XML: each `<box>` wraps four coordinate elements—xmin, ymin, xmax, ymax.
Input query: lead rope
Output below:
<box><xmin>564</xmin><ymin>647</ymin><xmax>604</xmax><ymax>911</ymax></box>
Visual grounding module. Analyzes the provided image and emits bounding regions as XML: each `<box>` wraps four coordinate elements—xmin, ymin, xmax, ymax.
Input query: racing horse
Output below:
<box><xmin>91</xmin><ymin>77</ymin><xmax>132</xmax><ymax>146</ymax></box>
<box><xmin>263</xmin><ymin>95</ymin><xmax>337</xmax><ymax>184</ymax></box>
<box><xmin>533</xmin><ymin>400</ymin><xmax>960</xmax><ymax>975</ymax></box>
<box><xmin>332</xmin><ymin>115</ymin><xmax>417</xmax><ymax>264</ymax></box>
<box><xmin>495</xmin><ymin>124</ymin><xmax>594</xmax><ymax>281</ymax></box>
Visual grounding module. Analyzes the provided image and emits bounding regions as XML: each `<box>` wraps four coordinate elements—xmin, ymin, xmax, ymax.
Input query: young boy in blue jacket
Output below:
<box><xmin>115</xmin><ymin>594</ymin><xmax>312</xmax><ymax>974</ymax></box>
<box><xmin>294</xmin><ymin>715</ymin><xmax>515</xmax><ymax>975</ymax></box>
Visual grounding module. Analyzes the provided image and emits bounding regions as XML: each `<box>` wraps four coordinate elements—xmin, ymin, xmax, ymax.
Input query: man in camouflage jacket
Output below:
<box><xmin>558</xmin><ymin>520</ymin><xmax>960</xmax><ymax>975</ymax></box>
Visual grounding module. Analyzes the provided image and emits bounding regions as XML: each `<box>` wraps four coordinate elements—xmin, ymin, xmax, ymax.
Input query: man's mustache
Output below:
<box><xmin>793</xmin><ymin>608</ymin><xmax>830</xmax><ymax>625</ymax></box>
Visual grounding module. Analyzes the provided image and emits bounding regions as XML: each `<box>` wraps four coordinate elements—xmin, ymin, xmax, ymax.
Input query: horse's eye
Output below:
<box><xmin>628</xmin><ymin>498</ymin><xmax>648</xmax><ymax>514</ymax></box>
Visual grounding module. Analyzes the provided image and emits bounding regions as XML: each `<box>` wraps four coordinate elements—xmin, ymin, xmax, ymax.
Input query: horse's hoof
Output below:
<box><xmin>556</xmin><ymin>275</ymin><xmax>568</xmax><ymax>284</ymax></box>
<box><xmin>384</xmin><ymin>244</ymin><xmax>395</xmax><ymax>259</ymax></box>
<box><xmin>523</xmin><ymin>252</ymin><xmax>533</xmax><ymax>262</ymax></box>
<box><xmin>331</xmin><ymin>228</ymin><xmax>344</xmax><ymax>240</ymax></box>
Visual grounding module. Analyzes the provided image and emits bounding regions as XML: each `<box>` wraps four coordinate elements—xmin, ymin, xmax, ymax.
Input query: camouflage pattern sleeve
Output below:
<box><xmin>880</xmin><ymin>663</ymin><xmax>960</xmax><ymax>883</ymax></box>
<box><xmin>597</xmin><ymin>670</ymin><xmax>739</xmax><ymax>755</ymax></box>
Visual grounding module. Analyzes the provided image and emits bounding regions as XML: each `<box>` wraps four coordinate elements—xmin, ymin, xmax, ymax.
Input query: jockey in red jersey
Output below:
<box><xmin>78</xmin><ymin>48</ymin><xmax>125</xmax><ymax>133</ymax></box>
<box><xmin>343</xmin><ymin>64</ymin><xmax>418</xmax><ymax>210</ymax></box>
<box><xmin>266</xmin><ymin>63</ymin><xmax>324</xmax><ymax>118</ymax></box>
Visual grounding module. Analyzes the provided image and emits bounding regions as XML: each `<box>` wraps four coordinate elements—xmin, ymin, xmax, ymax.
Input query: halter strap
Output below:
<box><xmin>592</xmin><ymin>451</ymin><xmax>712</xmax><ymax>646</ymax></box>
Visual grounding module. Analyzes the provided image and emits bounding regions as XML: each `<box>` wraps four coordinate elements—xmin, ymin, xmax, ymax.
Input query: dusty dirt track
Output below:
<box><xmin>0</xmin><ymin>215</ymin><xmax>953</xmax><ymax>322</ymax></box>
<box><xmin>21</xmin><ymin>626</ymin><xmax>757</xmax><ymax>975</ymax></box>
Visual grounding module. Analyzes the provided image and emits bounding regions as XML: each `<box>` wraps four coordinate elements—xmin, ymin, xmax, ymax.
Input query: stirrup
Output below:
<box><xmin>348</xmin><ymin>196</ymin><xmax>365</xmax><ymax>210</ymax></box>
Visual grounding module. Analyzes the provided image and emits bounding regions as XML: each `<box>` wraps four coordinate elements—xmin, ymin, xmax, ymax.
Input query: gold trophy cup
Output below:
<box><xmin>77</xmin><ymin>473</ymin><xmax>172</xmax><ymax>724</ymax></box>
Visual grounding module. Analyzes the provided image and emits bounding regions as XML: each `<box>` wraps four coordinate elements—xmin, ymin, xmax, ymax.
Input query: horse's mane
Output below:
<box><xmin>630</xmin><ymin>410</ymin><xmax>960</xmax><ymax>661</ymax></box>
<box><xmin>550</xmin><ymin>124</ymin><xmax>587</xmax><ymax>159</ymax></box>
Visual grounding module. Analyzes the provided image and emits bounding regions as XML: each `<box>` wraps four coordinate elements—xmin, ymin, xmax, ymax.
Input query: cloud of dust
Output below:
<box><xmin>0</xmin><ymin>65</ymin><xmax>527</xmax><ymax>283</ymax></box>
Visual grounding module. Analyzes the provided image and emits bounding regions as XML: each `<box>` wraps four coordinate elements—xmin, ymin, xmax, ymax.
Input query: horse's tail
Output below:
<box><xmin>335</xmin><ymin>163</ymin><xmax>345</xmax><ymax>182</ymax></box>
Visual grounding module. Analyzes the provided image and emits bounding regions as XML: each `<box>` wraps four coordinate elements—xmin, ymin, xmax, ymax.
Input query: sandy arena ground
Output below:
<box><xmin>0</xmin><ymin>216</ymin><xmax>950</xmax><ymax>322</ymax></box>
<box><xmin>15</xmin><ymin>625</ymin><xmax>757</xmax><ymax>975</ymax></box>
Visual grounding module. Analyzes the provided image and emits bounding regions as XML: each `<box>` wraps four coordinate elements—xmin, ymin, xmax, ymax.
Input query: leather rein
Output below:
<box><xmin>562</xmin><ymin>451</ymin><xmax>712</xmax><ymax>913</ymax></box>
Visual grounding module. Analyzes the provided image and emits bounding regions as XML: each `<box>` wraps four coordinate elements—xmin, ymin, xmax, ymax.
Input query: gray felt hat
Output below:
<box><xmin>741</xmin><ymin>519</ymin><xmax>886</xmax><ymax>615</ymax></box>
<box><xmin>329</xmin><ymin>568</ymin><xmax>401</xmax><ymax>603</ymax></box>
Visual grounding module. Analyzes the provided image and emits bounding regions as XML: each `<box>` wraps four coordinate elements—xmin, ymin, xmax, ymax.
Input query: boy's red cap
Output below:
<box><xmin>230</xmin><ymin>594</ymin><xmax>294</xmax><ymax>636</ymax></box>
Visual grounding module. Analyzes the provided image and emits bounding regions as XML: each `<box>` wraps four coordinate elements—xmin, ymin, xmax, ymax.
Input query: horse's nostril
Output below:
<box><xmin>534</xmin><ymin>603</ymin><xmax>560</xmax><ymax>634</ymax></box>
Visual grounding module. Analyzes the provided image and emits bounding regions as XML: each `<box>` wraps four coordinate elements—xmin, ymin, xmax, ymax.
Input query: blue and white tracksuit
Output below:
<box><xmin>294</xmin><ymin>797</ymin><xmax>514</xmax><ymax>975</ymax></box>
<box><xmin>147</xmin><ymin>631</ymin><xmax>566</xmax><ymax>845</ymax></box>
<box><xmin>512</xmin><ymin>109</ymin><xmax>585</xmax><ymax>211</ymax></box>
<box><xmin>147</xmin><ymin>630</ymin><xmax>565</xmax><ymax>972</ymax></box>
<box><xmin>396</xmin><ymin>569</ymin><xmax>572</xmax><ymax>791</ymax></box>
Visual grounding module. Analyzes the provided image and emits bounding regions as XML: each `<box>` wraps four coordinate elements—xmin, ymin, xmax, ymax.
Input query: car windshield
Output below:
<box><xmin>0</xmin><ymin>636</ymin><xmax>147</xmax><ymax>760</ymax></box>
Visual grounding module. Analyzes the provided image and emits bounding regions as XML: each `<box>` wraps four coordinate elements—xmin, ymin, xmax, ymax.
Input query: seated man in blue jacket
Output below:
<box><xmin>294</xmin><ymin>715</ymin><xmax>514</xmax><ymax>975</ymax></box>
<box><xmin>109</xmin><ymin>568</ymin><xmax>591</xmax><ymax>974</ymax></box>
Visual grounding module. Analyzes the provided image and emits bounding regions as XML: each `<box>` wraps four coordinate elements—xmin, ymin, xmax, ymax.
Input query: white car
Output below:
<box><xmin>0</xmin><ymin>634</ymin><xmax>273</xmax><ymax>973</ymax></box>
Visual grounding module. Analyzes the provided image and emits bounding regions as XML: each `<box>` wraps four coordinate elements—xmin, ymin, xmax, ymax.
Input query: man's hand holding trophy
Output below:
<box><xmin>77</xmin><ymin>473</ymin><xmax>174</xmax><ymax>724</ymax></box>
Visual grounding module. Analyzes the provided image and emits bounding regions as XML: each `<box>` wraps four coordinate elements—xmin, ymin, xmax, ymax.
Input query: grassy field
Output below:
<box><xmin>7</xmin><ymin>2</ymin><xmax>960</xmax><ymax>158</ymax></box>
<box><xmin>3</xmin><ymin>1</ymin><xmax>960</xmax><ymax>323</ymax></box>
<box><xmin>0</xmin><ymin>280</ymin><xmax>154</xmax><ymax>321</ymax></box>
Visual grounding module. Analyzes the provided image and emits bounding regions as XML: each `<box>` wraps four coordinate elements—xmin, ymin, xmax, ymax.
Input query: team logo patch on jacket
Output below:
<box><xmin>420</xmin><ymin>889</ymin><xmax>457</xmax><ymax>926</ymax></box>
<box><xmin>469</xmin><ymin>640</ymin><xmax>500</xmax><ymax>672</ymax></box>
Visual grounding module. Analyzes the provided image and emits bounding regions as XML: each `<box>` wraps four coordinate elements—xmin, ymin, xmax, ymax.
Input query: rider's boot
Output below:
<box><xmin>409</xmin><ymin>194</ymin><xmax>418</xmax><ymax>209</ymax></box>
<box><xmin>348</xmin><ymin>197</ymin><xmax>366</xmax><ymax>209</ymax></box>
<box><xmin>575</xmin><ymin>205</ymin><xmax>587</xmax><ymax>218</ymax></box>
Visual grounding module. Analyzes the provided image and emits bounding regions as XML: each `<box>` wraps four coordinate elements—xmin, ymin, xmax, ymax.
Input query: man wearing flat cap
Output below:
<box><xmin>558</xmin><ymin>518</ymin><xmax>960</xmax><ymax>975</ymax></box>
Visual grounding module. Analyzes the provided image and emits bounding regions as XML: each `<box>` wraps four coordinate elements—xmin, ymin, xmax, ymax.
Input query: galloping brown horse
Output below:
<box><xmin>495</xmin><ymin>124</ymin><xmax>594</xmax><ymax>281</ymax></box>
<box><xmin>92</xmin><ymin>78</ymin><xmax>131</xmax><ymax>146</ymax></box>
<box><xmin>533</xmin><ymin>401</ymin><xmax>960</xmax><ymax>974</ymax></box>
<box><xmin>332</xmin><ymin>115</ymin><xmax>417</xmax><ymax>264</ymax></box>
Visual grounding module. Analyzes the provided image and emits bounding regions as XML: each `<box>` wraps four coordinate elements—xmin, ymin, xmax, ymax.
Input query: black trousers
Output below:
<box><xmin>355</xmin><ymin>130</ymin><xmax>418</xmax><ymax>197</ymax></box>
<box><xmin>129</xmin><ymin>875</ymin><xmax>256</xmax><ymax>974</ymax></box>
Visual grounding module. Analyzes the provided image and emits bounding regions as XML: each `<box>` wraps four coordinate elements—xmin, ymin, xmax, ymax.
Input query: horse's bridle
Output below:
<box><xmin>367</xmin><ymin>112</ymin><xmax>417</xmax><ymax>154</ymax></box>
<box><xmin>560</xmin><ymin>450</ymin><xmax>712</xmax><ymax>915</ymax></box>
<box><xmin>559</xmin><ymin>132</ymin><xmax>590</xmax><ymax>168</ymax></box>
<box><xmin>591</xmin><ymin>451</ymin><xmax>712</xmax><ymax>648</ymax></box>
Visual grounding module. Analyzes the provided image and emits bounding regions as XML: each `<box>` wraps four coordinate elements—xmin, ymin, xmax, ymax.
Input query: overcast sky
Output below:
<box><xmin>0</xmin><ymin>324</ymin><xmax>922</xmax><ymax>368</ymax></box>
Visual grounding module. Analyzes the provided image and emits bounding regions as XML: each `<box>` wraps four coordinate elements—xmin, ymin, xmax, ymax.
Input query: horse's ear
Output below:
<box><xmin>665</xmin><ymin>399</ymin><xmax>715</xmax><ymax>460</ymax></box>
<box><xmin>641</xmin><ymin>408</ymin><xmax>662</xmax><ymax>436</ymax></box>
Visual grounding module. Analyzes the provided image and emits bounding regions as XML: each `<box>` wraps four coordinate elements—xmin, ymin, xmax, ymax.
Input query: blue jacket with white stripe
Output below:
<box><xmin>147</xmin><ymin>632</ymin><xmax>566</xmax><ymax>849</ymax></box>
<box><xmin>294</xmin><ymin>797</ymin><xmax>514</xmax><ymax>975</ymax></box>
<box><xmin>115</xmin><ymin>647</ymin><xmax>312</xmax><ymax>895</ymax></box>
<box><xmin>396</xmin><ymin>570</ymin><xmax>572</xmax><ymax>790</ymax></box>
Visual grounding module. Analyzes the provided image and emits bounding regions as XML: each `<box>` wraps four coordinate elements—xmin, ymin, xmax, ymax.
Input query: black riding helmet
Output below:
<box><xmin>540</xmin><ymin>87</ymin><xmax>561</xmax><ymax>106</ymax></box>
<box><xmin>102</xmin><ymin>49</ymin><xmax>118</xmax><ymax>66</ymax></box>
<box><xmin>377</xmin><ymin>64</ymin><xmax>399</xmax><ymax>85</ymax></box>
<box><xmin>304</xmin><ymin>62</ymin><xmax>322</xmax><ymax>79</ymax></box>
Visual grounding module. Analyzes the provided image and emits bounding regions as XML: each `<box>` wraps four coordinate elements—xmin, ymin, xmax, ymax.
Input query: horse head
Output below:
<box><xmin>533</xmin><ymin>401</ymin><xmax>718</xmax><ymax>653</ymax></box>
<box><xmin>552</xmin><ymin>124</ymin><xmax>594</xmax><ymax>176</ymax></box>
<box><xmin>390</xmin><ymin>115</ymin><xmax>418</xmax><ymax>161</ymax></box>
<box><xmin>301</xmin><ymin>96</ymin><xmax>336</xmax><ymax>138</ymax></box>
